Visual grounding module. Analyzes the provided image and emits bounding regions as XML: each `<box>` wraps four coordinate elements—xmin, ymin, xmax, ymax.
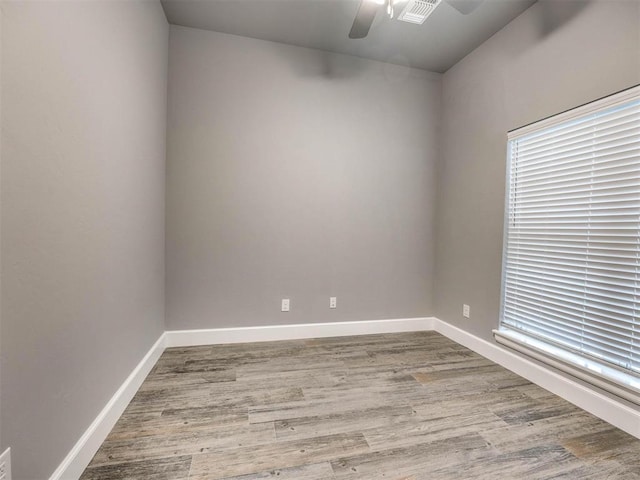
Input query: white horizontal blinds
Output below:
<box><xmin>502</xmin><ymin>93</ymin><xmax>640</xmax><ymax>375</ymax></box>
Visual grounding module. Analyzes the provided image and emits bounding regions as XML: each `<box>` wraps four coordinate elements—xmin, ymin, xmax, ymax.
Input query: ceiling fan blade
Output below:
<box><xmin>349</xmin><ymin>0</ymin><xmax>379</xmax><ymax>39</ymax></box>
<box><xmin>446</xmin><ymin>0</ymin><xmax>484</xmax><ymax>15</ymax></box>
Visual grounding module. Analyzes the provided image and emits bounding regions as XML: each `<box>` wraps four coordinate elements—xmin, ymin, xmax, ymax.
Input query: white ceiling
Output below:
<box><xmin>161</xmin><ymin>0</ymin><xmax>536</xmax><ymax>73</ymax></box>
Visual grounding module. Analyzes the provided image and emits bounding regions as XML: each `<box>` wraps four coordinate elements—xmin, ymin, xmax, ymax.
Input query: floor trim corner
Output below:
<box><xmin>49</xmin><ymin>333</ymin><xmax>167</xmax><ymax>480</ymax></box>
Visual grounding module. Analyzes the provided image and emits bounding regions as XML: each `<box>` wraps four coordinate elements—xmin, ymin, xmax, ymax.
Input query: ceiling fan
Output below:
<box><xmin>349</xmin><ymin>0</ymin><xmax>484</xmax><ymax>39</ymax></box>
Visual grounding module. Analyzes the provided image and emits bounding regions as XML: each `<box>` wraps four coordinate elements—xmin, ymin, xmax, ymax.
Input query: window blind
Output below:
<box><xmin>498</xmin><ymin>86</ymin><xmax>640</xmax><ymax>396</ymax></box>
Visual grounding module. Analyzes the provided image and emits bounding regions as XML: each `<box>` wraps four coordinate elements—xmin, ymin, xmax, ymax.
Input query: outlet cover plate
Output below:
<box><xmin>281</xmin><ymin>299</ymin><xmax>290</xmax><ymax>312</ymax></box>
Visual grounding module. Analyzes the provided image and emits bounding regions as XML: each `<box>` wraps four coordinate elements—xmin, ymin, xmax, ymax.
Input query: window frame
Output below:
<box><xmin>495</xmin><ymin>84</ymin><xmax>640</xmax><ymax>405</ymax></box>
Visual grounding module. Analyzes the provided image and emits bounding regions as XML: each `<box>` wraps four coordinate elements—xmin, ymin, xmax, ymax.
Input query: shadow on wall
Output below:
<box><xmin>278</xmin><ymin>47</ymin><xmax>369</xmax><ymax>79</ymax></box>
<box><xmin>501</xmin><ymin>0</ymin><xmax>591</xmax><ymax>63</ymax></box>
<box><xmin>268</xmin><ymin>42</ymin><xmax>417</xmax><ymax>84</ymax></box>
<box><xmin>534</xmin><ymin>0</ymin><xmax>589</xmax><ymax>39</ymax></box>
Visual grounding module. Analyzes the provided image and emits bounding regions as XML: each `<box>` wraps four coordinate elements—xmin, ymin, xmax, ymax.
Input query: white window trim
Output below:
<box><xmin>507</xmin><ymin>85</ymin><xmax>640</xmax><ymax>141</ymax></box>
<box><xmin>496</xmin><ymin>84</ymin><xmax>640</xmax><ymax>404</ymax></box>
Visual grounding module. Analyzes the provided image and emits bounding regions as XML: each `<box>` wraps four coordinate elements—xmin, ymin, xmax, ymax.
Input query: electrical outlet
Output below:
<box><xmin>329</xmin><ymin>297</ymin><xmax>337</xmax><ymax>309</ymax></box>
<box><xmin>462</xmin><ymin>304</ymin><xmax>470</xmax><ymax>318</ymax></box>
<box><xmin>281</xmin><ymin>299</ymin><xmax>290</xmax><ymax>312</ymax></box>
<box><xmin>0</xmin><ymin>448</ymin><xmax>12</xmax><ymax>480</ymax></box>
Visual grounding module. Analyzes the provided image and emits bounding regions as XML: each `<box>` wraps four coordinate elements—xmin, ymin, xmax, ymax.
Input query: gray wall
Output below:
<box><xmin>434</xmin><ymin>0</ymin><xmax>640</xmax><ymax>340</ymax></box>
<box><xmin>0</xmin><ymin>1</ymin><xmax>168</xmax><ymax>478</ymax></box>
<box><xmin>166</xmin><ymin>26</ymin><xmax>441</xmax><ymax>330</ymax></box>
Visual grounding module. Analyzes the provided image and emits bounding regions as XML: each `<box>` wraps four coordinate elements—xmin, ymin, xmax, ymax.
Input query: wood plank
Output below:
<box><xmin>88</xmin><ymin>422</ymin><xmax>275</xmax><ymax>467</ymax></box>
<box><xmin>330</xmin><ymin>433</ymin><xmax>492</xmax><ymax>479</ymax></box>
<box><xmin>188</xmin><ymin>433</ymin><xmax>370</xmax><ymax>480</ymax></box>
<box><xmin>363</xmin><ymin>411</ymin><xmax>508</xmax><ymax>450</ymax></box>
<box><xmin>106</xmin><ymin>406</ymin><xmax>248</xmax><ymax>441</ymax></box>
<box><xmin>422</xmin><ymin>444</ymin><xmax>624</xmax><ymax>480</ymax></box>
<box><xmin>217</xmin><ymin>462</ymin><xmax>336</xmax><ymax>480</ymax></box>
<box><xmin>274</xmin><ymin>405</ymin><xmax>417</xmax><ymax>441</ymax></box>
<box><xmin>79</xmin><ymin>455</ymin><xmax>192</xmax><ymax>480</ymax></box>
<box><xmin>480</xmin><ymin>411</ymin><xmax>614</xmax><ymax>453</ymax></box>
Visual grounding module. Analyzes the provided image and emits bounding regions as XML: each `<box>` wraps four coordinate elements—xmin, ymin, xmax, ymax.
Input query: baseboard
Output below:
<box><xmin>0</xmin><ymin>448</ymin><xmax>12</xmax><ymax>480</ymax></box>
<box><xmin>432</xmin><ymin>317</ymin><xmax>640</xmax><ymax>440</ymax></box>
<box><xmin>49</xmin><ymin>333</ymin><xmax>167</xmax><ymax>480</ymax></box>
<box><xmin>165</xmin><ymin>317</ymin><xmax>436</xmax><ymax>348</ymax></box>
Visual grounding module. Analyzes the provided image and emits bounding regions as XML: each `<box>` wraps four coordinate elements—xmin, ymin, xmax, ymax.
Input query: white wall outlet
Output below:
<box><xmin>329</xmin><ymin>297</ymin><xmax>337</xmax><ymax>309</ymax></box>
<box><xmin>463</xmin><ymin>304</ymin><xmax>470</xmax><ymax>318</ymax></box>
<box><xmin>0</xmin><ymin>448</ymin><xmax>12</xmax><ymax>480</ymax></box>
<box><xmin>281</xmin><ymin>298</ymin><xmax>290</xmax><ymax>312</ymax></box>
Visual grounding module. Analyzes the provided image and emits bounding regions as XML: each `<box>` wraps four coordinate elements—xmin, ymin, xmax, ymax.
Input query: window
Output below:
<box><xmin>496</xmin><ymin>86</ymin><xmax>640</xmax><ymax>403</ymax></box>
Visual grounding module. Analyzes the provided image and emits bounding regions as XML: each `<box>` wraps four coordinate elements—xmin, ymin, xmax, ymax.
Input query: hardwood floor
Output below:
<box><xmin>81</xmin><ymin>331</ymin><xmax>640</xmax><ymax>479</ymax></box>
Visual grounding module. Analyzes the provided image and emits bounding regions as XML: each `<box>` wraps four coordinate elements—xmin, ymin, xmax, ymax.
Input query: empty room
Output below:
<box><xmin>1</xmin><ymin>0</ymin><xmax>640</xmax><ymax>478</ymax></box>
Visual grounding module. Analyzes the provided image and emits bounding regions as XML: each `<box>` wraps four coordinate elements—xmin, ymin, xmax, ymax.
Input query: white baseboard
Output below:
<box><xmin>432</xmin><ymin>318</ymin><xmax>640</xmax><ymax>440</ymax></box>
<box><xmin>49</xmin><ymin>333</ymin><xmax>166</xmax><ymax>480</ymax></box>
<box><xmin>0</xmin><ymin>448</ymin><xmax>12</xmax><ymax>480</ymax></box>
<box><xmin>164</xmin><ymin>317</ymin><xmax>435</xmax><ymax>348</ymax></box>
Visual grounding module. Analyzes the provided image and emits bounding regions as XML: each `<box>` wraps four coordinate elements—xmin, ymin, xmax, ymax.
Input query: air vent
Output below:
<box><xmin>398</xmin><ymin>0</ymin><xmax>442</xmax><ymax>24</ymax></box>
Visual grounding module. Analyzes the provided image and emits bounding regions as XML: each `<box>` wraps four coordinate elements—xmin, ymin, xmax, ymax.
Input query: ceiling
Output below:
<box><xmin>161</xmin><ymin>0</ymin><xmax>536</xmax><ymax>73</ymax></box>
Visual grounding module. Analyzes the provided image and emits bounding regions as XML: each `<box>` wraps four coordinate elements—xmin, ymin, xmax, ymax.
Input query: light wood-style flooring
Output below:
<box><xmin>81</xmin><ymin>331</ymin><xmax>640</xmax><ymax>479</ymax></box>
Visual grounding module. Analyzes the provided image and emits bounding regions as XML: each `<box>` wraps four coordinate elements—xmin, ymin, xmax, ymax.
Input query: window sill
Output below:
<box><xmin>493</xmin><ymin>328</ymin><xmax>640</xmax><ymax>406</ymax></box>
